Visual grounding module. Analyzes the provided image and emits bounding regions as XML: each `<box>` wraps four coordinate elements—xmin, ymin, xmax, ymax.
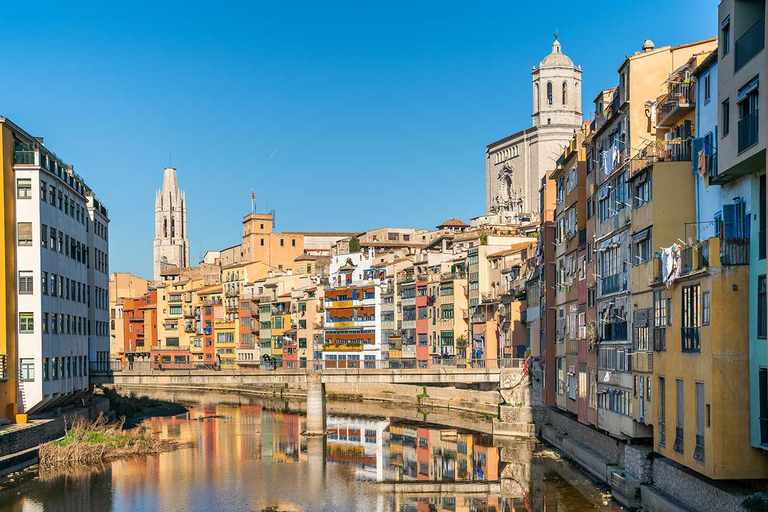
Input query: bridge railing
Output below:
<box><xmin>95</xmin><ymin>357</ymin><xmax>525</xmax><ymax>374</ymax></box>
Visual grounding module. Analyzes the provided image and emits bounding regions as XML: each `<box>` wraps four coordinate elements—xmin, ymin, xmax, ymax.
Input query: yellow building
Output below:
<box><xmin>0</xmin><ymin>119</ymin><xmax>19</xmax><ymax>420</ymax></box>
<box><xmin>651</xmin><ymin>238</ymin><xmax>768</xmax><ymax>479</ymax></box>
<box><xmin>242</xmin><ymin>212</ymin><xmax>304</xmax><ymax>272</ymax></box>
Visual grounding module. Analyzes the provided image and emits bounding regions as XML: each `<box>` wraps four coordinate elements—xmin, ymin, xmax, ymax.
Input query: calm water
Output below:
<box><xmin>0</xmin><ymin>397</ymin><xmax>620</xmax><ymax>512</ymax></box>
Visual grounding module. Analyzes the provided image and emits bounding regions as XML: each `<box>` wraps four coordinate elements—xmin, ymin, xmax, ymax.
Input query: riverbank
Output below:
<box><xmin>39</xmin><ymin>415</ymin><xmax>183</xmax><ymax>467</ymax></box>
<box><xmin>98</xmin><ymin>387</ymin><xmax>188</xmax><ymax>427</ymax></box>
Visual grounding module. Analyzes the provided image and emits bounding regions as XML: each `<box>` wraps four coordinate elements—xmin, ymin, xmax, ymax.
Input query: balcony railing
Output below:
<box><xmin>673</xmin><ymin>427</ymin><xmax>684</xmax><ymax>453</ymax></box>
<box><xmin>694</xmin><ymin>434</ymin><xmax>705</xmax><ymax>462</ymax></box>
<box><xmin>0</xmin><ymin>354</ymin><xmax>7</xmax><ymax>379</ymax></box>
<box><xmin>603</xmin><ymin>321</ymin><xmax>627</xmax><ymax>342</ymax></box>
<box><xmin>681</xmin><ymin>327</ymin><xmax>700</xmax><ymax>353</ymax></box>
<box><xmin>653</xmin><ymin>328</ymin><xmax>667</xmax><ymax>351</ymax></box>
<box><xmin>738</xmin><ymin>109</ymin><xmax>759</xmax><ymax>153</ymax></box>
<box><xmin>735</xmin><ymin>15</ymin><xmax>765</xmax><ymax>71</ymax></box>
<box><xmin>658</xmin><ymin>81</ymin><xmax>695</xmax><ymax>127</ymax></box>
<box><xmin>602</xmin><ymin>275</ymin><xmax>621</xmax><ymax>295</ymax></box>
<box><xmin>721</xmin><ymin>238</ymin><xmax>750</xmax><ymax>265</ymax></box>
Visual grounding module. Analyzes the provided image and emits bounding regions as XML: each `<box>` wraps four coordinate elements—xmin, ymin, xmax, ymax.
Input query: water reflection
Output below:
<box><xmin>0</xmin><ymin>400</ymin><xmax>621</xmax><ymax>512</ymax></box>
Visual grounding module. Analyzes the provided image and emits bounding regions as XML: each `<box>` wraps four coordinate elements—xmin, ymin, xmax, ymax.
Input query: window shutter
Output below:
<box><xmin>722</xmin><ymin>204</ymin><xmax>735</xmax><ymax>239</ymax></box>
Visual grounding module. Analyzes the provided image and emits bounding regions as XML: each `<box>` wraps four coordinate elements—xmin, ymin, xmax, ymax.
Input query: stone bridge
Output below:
<box><xmin>91</xmin><ymin>365</ymin><xmax>532</xmax><ymax>435</ymax></box>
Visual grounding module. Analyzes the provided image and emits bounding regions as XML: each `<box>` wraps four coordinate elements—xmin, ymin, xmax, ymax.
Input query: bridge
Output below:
<box><xmin>90</xmin><ymin>362</ymin><xmax>529</xmax><ymax>435</ymax></box>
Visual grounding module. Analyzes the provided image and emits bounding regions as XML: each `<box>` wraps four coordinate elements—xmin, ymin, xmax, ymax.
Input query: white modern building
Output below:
<box><xmin>9</xmin><ymin>118</ymin><xmax>109</xmax><ymax>413</ymax></box>
<box><xmin>322</xmin><ymin>251</ymin><xmax>385</xmax><ymax>369</ymax></box>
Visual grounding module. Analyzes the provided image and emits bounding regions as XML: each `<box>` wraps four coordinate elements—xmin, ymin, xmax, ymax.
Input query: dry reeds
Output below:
<box><xmin>39</xmin><ymin>414</ymin><xmax>181</xmax><ymax>467</ymax></box>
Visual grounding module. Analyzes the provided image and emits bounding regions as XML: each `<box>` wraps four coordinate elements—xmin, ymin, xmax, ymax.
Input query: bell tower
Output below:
<box><xmin>153</xmin><ymin>167</ymin><xmax>190</xmax><ymax>281</ymax></box>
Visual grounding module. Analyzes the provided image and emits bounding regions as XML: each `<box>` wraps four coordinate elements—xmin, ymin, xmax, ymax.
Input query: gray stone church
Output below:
<box><xmin>486</xmin><ymin>38</ymin><xmax>583</xmax><ymax>216</ymax></box>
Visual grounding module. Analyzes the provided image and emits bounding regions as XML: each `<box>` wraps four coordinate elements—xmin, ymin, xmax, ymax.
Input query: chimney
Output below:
<box><xmin>642</xmin><ymin>39</ymin><xmax>655</xmax><ymax>53</ymax></box>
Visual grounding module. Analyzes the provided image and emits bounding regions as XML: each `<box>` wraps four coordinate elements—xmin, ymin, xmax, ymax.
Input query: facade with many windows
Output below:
<box><xmin>9</xmin><ymin>118</ymin><xmax>109</xmax><ymax>413</ymax></box>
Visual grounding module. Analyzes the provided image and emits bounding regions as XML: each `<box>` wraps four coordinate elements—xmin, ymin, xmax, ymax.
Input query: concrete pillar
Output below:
<box><xmin>305</xmin><ymin>370</ymin><xmax>326</xmax><ymax>435</ymax></box>
<box><xmin>305</xmin><ymin>435</ymin><xmax>326</xmax><ymax>504</ymax></box>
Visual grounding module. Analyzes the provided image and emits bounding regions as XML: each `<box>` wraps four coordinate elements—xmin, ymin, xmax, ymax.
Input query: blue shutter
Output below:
<box><xmin>722</xmin><ymin>204</ymin><xmax>735</xmax><ymax>239</ymax></box>
<box><xmin>691</xmin><ymin>137</ymin><xmax>704</xmax><ymax>174</ymax></box>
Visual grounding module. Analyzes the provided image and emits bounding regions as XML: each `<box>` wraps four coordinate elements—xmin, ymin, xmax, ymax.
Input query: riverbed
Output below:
<box><xmin>0</xmin><ymin>393</ymin><xmax>622</xmax><ymax>511</ymax></box>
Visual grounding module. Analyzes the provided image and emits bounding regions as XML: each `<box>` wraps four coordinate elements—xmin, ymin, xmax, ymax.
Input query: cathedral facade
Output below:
<box><xmin>486</xmin><ymin>38</ymin><xmax>583</xmax><ymax>216</ymax></box>
<box><xmin>153</xmin><ymin>167</ymin><xmax>190</xmax><ymax>280</ymax></box>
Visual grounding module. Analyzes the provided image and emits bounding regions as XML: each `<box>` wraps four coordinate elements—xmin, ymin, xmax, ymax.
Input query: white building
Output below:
<box><xmin>9</xmin><ymin>118</ymin><xmax>110</xmax><ymax>413</ymax></box>
<box><xmin>485</xmin><ymin>37</ymin><xmax>583</xmax><ymax>216</ymax></box>
<box><xmin>323</xmin><ymin>251</ymin><xmax>385</xmax><ymax>369</ymax></box>
<box><xmin>153</xmin><ymin>167</ymin><xmax>189</xmax><ymax>281</ymax></box>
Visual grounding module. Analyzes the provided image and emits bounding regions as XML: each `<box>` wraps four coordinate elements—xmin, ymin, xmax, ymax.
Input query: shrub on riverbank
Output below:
<box><xmin>39</xmin><ymin>415</ymin><xmax>181</xmax><ymax>467</ymax></box>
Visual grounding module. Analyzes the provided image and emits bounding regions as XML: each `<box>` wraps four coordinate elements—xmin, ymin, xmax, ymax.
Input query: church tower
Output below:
<box><xmin>485</xmin><ymin>37</ymin><xmax>583</xmax><ymax>216</ymax></box>
<box><xmin>531</xmin><ymin>37</ymin><xmax>583</xmax><ymax>128</ymax></box>
<box><xmin>153</xmin><ymin>167</ymin><xmax>189</xmax><ymax>281</ymax></box>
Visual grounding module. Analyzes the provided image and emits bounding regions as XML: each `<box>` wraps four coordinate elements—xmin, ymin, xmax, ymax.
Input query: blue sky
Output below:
<box><xmin>2</xmin><ymin>0</ymin><xmax>718</xmax><ymax>279</ymax></box>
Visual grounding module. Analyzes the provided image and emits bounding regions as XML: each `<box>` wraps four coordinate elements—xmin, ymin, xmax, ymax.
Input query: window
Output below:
<box><xmin>695</xmin><ymin>381</ymin><xmax>705</xmax><ymax>462</ymax></box>
<box><xmin>17</xmin><ymin>178</ymin><xmax>32</xmax><ymax>199</ymax></box>
<box><xmin>632</xmin><ymin>229</ymin><xmax>652</xmax><ymax>265</ymax></box>
<box><xmin>547</xmin><ymin>82</ymin><xmax>553</xmax><ymax>105</ymax></box>
<box><xmin>702</xmin><ymin>291</ymin><xmax>710</xmax><ymax>326</ymax></box>
<box><xmin>562</xmin><ymin>81</ymin><xmax>568</xmax><ymax>106</ymax></box>
<box><xmin>737</xmin><ymin>78</ymin><xmax>759</xmax><ymax>152</ymax></box>
<box><xmin>166</xmin><ymin>337</ymin><xmax>180</xmax><ymax>348</ymax></box>
<box><xmin>759</xmin><ymin>276</ymin><xmax>766</xmax><ymax>339</ymax></box>
<box><xmin>674</xmin><ymin>379</ymin><xmax>684</xmax><ymax>453</ymax></box>
<box><xmin>722</xmin><ymin>99</ymin><xmax>730</xmax><ymax>136</ymax></box>
<box><xmin>19</xmin><ymin>271</ymin><xmax>33</xmax><ymax>294</ymax></box>
<box><xmin>17</xmin><ymin>222</ymin><xmax>32</xmax><ymax>246</ymax></box>
<box><xmin>703</xmin><ymin>73</ymin><xmax>711</xmax><ymax>103</ymax></box>
<box><xmin>40</xmin><ymin>180</ymin><xmax>47</xmax><ymax>202</ymax></box>
<box><xmin>417</xmin><ymin>306</ymin><xmax>427</xmax><ymax>320</ymax></box>
<box><xmin>633</xmin><ymin>174</ymin><xmax>651</xmax><ymax>208</ymax></box>
<box><xmin>19</xmin><ymin>313</ymin><xmax>34</xmax><ymax>333</ymax></box>
<box><xmin>721</xmin><ymin>16</ymin><xmax>730</xmax><ymax>57</ymax></box>
<box><xmin>759</xmin><ymin>368</ymin><xmax>768</xmax><ymax>446</ymax></box>
<box><xmin>19</xmin><ymin>359</ymin><xmax>34</xmax><ymax>382</ymax></box>
<box><xmin>169</xmin><ymin>305</ymin><xmax>182</xmax><ymax>316</ymax></box>
<box><xmin>418</xmin><ymin>333</ymin><xmax>427</xmax><ymax>346</ymax></box>
<box><xmin>681</xmin><ymin>284</ymin><xmax>701</xmax><ymax>352</ymax></box>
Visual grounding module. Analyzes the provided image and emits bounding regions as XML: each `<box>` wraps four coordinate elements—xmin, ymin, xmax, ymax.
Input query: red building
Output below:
<box><xmin>415</xmin><ymin>280</ymin><xmax>430</xmax><ymax>368</ymax></box>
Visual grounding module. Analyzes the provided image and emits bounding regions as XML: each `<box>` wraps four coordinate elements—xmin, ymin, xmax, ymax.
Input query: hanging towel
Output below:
<box><xmin>612</xmin><ymin>144</ymin><xmax>620</xmax><ymax>170</ymax></box>
<box><xmin>605</xmin><ymin>148</ymin><xmax>614</xmax><ymax>175</ymax></box>
<box><xmin>697</xmin><ymin>149</ymin><xmax>706</xmax><ymax>178</ymax></box>
<box><xmin>661</xmin><ymin>244</ymin><xmax>682</xmax><ymax>289</ymax></box>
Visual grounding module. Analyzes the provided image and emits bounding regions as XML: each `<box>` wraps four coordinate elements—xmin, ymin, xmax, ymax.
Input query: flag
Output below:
<box><xmin>251</xmin><ymin>190</ymin><xmax>255</xmax><ymax>200</ymax></box>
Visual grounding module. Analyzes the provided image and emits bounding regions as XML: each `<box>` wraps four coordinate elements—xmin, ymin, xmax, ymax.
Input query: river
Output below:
<box><xmin>0</xmin><ymin>392</ymin><xmax>622</xmax><ymax>511</ymax></box>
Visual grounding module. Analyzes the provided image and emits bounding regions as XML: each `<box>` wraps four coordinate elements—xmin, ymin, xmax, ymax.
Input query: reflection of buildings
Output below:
<box><xmin>263</xmin><ymin>411</ymin><xmax>303</xmax><ymax>463</ymax></box>
<box><xmin>326</xmin><ymin>415</ymin><xmax>389</xmax><ymax>481</ymax></box>
<box><xmin>385</xmin><ymin>424</ymin><xmax>499</xmax><ymax>485</ymax></box>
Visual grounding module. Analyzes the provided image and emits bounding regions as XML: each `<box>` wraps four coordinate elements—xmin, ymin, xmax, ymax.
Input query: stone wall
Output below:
<box><xmin>0</xmin><ymin>398</ymin><xmax>110</xmax><ymax>458</ymax></box>
<box><xmin>544</xmin><ymin>407</ymin><xmax>624</xmax><ymax>464</ymax></box>
<box><xmin>651</xmin><ymin>459</ymin><xmax>747</xmax><ymax>512</ymax></box>
<box><xmin>624</xmin><ymin>444</ymin><xmax>653</xmax><ymax>483</ymax></box>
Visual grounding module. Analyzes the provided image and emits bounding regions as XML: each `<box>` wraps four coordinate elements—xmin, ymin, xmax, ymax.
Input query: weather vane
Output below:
<box><xmin>554</xmin><ymin>29</ymin><xmax>559</xmax><ymax>41</ymax></box>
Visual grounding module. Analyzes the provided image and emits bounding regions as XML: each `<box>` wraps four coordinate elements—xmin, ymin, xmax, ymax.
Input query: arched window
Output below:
<box><xmin>163</xmin><ymin>217</ymin><xmax>167</xmax><ymax>237</ymax></box>
<box><xmin>562</xmin><ymin>82</ymin><xmax>568</xmax><ymax>106</ymax></box>
<box><xmin>534</xmin><ymin>83</ymin><xmax>539</xmax><ymax>110</ymax></box>
<box><xmin>171</xmin><ymin>218</ymin><xmax>175</xmax><ymax>238</ymax></box>
<box><xmin>547</xmin><ymin>82</ymin><xmax>553</xmax><ymax>105</ymax></box>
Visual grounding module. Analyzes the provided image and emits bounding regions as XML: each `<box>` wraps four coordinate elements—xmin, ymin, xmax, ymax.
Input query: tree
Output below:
<box><xmin>349</xmin><ymin>236</ymin><xmax>361</xmax><ymax>253</ymax></box>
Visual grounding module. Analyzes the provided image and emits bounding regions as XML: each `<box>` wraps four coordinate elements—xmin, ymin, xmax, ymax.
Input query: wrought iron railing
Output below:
<box><xmin>681</xmin><ymin>327</ymin><xmax>700</xmax><ymax>353</ymax></box>
<box><xmin>658</xmin><ymin>81</ymin><xmax>695</xmax><ymax>120</ymax></box>
<box><xmin>673</xmin><ymin>427</ymin><xmax>684</xmax><ymax>453</ymax></box>
<box><xmin>653</xmin><ymin>328</ymin><xmax>667</xmax><ymax>352</ymax></box>
<box><xmin>694</xmin><ymin>434</ymin><xmax>705</xmax><ymax>462</ymax></box>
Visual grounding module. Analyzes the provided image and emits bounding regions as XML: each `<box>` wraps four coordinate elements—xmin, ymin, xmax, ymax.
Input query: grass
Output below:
<box><xmin>39</xmin><ymin>415</ymin><xmax>184</xmax><ymax>467</ymax></box>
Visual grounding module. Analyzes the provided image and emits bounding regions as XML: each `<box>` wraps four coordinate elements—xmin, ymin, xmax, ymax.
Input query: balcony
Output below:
<box><xmin>721</xmin><ymin>238</ymin><xmax>749</xmax><ymax>265</ymax></box>
<box><xmin>603</xmin><ymin>321</ymin><xmax>627</xmax><ymax>342</ymax></box>
<box><xmin>183</xmin><ymin>323</ymin><xmax>195</xmax><ymax>333</ymax></box>
<box><xmin>735</xmin><ymin>15</ymin><xmax>765</xmax><ymax>72</ymax></box>
<box><xmin>481</xmin><ymin>293</ymin><xmax>497</xmax><ymax>304</ymax></box>
<box><xmin>738</xmin><ymin>109</ymin><xmax>759</xmax><ymax>153</ymax></box>
<box><xmin>681</xmin><ymin>327</ymin><xmax>700</xmax><ymax>353</ymax></box>
<box><xmin>601</xmin><ymin>275</ymin><xmax>622</xmax><ymax>295</ymax></box>
<box><xmin>657</xmin><ymin>81</ymin><xmax>696</xmax><ymax>128</ymax></box>
<box><xmin>694</xmin><ymin>434</ymin><xmax>705</xmax><ymax>462</ymax></box>
<box><xmin>13</xmin><ymin>150</ymin><xmax>36</xmax><ymax>165</ymax></box>
<box><xmin>673</xmin><ymin>427</ymin><xmax>684</xmax><ymax>454</ymax></box>
<box><xmin>203</xmin><ymin>299</ymin><xmax>222</xmax><ymax>307</ymax></box>
<box><xmin>183</xmin><ymin>309</ymin><xmax>197</xmax><ymax>318</ymax></box>
<box><xmin>653</xmin><ymin>328</ymin><xmax>667</xmax><ymax>352</ymax></box>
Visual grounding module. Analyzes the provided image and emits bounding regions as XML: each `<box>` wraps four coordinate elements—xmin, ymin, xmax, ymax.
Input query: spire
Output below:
<box><xmin>162</xmin><ymin>167</ymin><xmax>179</xmax><ymax>195</ymax></box>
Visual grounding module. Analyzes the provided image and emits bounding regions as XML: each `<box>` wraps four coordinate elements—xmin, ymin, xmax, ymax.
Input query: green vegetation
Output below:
<box><xmin>40</xmin><ymin>415</ymin><xmax>183</xmax><ymax>467</ymax></box>
<box><xmin>349</xmin><ymin>236</ymin><xmax>361</xmax><ymax>253</ymax></box>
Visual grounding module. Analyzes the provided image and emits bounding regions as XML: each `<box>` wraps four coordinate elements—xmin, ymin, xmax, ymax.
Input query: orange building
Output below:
<box><xmin>241</xmin><ymin>212</ymin><xmax>304</xmax><ymax>271</ymax></box>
